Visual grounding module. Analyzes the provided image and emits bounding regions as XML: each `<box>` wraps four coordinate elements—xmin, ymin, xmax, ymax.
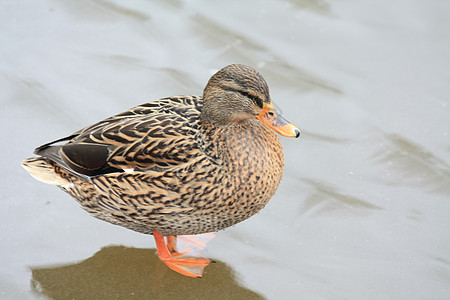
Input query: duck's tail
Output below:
<box><xmin>22</xmin><ymin>157</ymin><xmax>69</xmax><ymax>186</ymax></box>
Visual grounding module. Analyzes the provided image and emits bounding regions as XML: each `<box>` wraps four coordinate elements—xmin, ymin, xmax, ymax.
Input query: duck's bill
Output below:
<box><xmin>256</xmin><ymin>103</ymin><xmax>300</xmax><ymax>138</ymax></box>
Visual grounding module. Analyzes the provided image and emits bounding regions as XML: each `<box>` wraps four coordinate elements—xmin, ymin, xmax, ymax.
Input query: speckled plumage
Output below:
<box><xmin>23</xmin><ymin>64</ymin><xmax>297</xmax><ymax>237</ymax></box>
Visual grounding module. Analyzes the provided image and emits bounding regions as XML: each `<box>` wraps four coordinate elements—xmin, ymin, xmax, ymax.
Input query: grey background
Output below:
<box><xmin>1</xmin><ymin>1</ymin><xmax>449</xmax><ymax>299</ymax></box>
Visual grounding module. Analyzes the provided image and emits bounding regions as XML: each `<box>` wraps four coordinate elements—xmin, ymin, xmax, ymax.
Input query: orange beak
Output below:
<box><xmin>256</xmin><ymin>102</ymin><xmax>300</xmax><ymax>138</ymax></box>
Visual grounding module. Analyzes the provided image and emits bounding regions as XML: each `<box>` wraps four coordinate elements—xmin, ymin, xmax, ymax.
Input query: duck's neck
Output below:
<box><xmin>199</xmin><ymin>118</ymin><xmax>282</xmax><ymax>165</ymax></box>
<box><xmin>200</xmin><ymin>96</ymin><xmax>255</xmax><ymax>127</ymax></box>
<box><xmin>200</xmin><ymin>100</ymin><xmax>231</xmax><ymax>126</ymax></box>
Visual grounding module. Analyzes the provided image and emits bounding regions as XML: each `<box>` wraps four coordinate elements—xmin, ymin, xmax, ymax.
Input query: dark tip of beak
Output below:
<box><xmin>294</xmin><ymin>128</ymin><xmax>300</xmax><ymax>138</ymax></box>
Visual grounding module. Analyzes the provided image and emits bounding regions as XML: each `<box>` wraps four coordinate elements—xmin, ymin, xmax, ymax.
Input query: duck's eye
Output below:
<box><xmin>239</xmin><ymin>91</ymin><xmax>263</xmax><ymax>109</ymax></box>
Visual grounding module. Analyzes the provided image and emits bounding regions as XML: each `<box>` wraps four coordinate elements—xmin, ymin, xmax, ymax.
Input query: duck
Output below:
<box><xmin>22</xmin><ymin>64</ymin><xmax>300</xmax><ymax>277</ymax></box>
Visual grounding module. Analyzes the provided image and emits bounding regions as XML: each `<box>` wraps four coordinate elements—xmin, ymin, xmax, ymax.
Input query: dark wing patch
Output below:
<box><xmin>60</xmin><ymin>143</ymin><xmax>114</xmax><ymax>176</ymax></box>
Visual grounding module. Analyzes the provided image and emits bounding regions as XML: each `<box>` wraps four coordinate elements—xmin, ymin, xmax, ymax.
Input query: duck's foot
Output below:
<box><xmin>152</xmin><ymin>230</ymin><xmax>213</xmax><ymax>278</ymax></box>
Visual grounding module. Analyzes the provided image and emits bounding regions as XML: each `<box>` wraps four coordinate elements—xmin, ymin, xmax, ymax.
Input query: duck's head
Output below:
<box><xmin>201</xmin><ymin>64</ymin><xmax>300</xmax><ymax>138</ymax></box>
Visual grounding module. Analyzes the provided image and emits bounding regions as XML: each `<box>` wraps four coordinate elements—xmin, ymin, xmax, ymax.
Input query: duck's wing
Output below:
<box><xmin>35</xmin><ymin>96</ymin><xmax>204</xmax><ymax>178</ymax></box>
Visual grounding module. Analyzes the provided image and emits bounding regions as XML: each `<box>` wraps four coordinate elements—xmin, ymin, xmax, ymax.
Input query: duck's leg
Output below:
<box><xmin>152</xmin><ymin>230</ymin><xmax>212</xmax><ymax>278</ymax></box>
<box><xmin>166</xmin><ymin>235</ymin><xmax>177</xmax><ymax>253</ymax></box>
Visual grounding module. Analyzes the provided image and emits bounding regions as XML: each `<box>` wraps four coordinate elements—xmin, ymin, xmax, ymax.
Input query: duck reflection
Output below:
<box><xmin>30</xmin><ymin>246</ymin><xmax>263</xmax><ymax>299</ymax></box>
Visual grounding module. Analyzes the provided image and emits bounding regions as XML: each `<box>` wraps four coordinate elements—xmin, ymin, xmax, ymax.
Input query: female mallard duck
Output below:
<box><xmin>22</xmin><ymin>64</ymin><xmax>300</xmax><ymax>277</ymax></box>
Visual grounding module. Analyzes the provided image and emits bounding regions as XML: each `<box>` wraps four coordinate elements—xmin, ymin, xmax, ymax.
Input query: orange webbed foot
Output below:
<box><xmin>153</xmin><ymin>230</ymin><xmax>213</xmax><ymax>278</ymax></box>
